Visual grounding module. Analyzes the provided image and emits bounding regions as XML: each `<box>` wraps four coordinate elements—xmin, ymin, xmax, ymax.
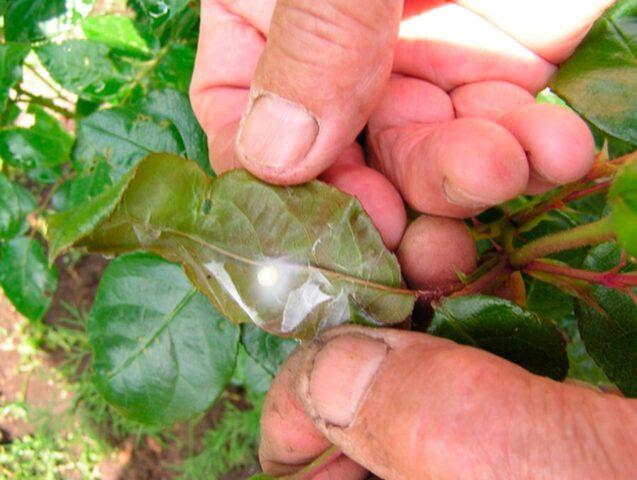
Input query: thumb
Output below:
<box><xmin>236</xmin><ymin>0</ymin><xmax>403</xmax><ymax>185</ymax></box>
<box><xmin>295</xmin><ymin>326</ymin><xmax>637</xmax><ymax>480</ymax></box>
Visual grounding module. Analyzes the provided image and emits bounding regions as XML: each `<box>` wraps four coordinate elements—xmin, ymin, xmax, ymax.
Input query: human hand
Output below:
<box><xmin>259</xmin><ymin>325</ymin><xmax>637</xmax><ymax>479</ymax></box>
<box><xmin>190</xmin><ymin>0</ymin><xmax>613</xmax><ymax>287</ymax></box>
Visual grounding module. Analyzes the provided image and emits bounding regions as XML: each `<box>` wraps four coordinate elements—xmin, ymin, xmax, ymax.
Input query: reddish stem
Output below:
<box><xmin>562</xmin><ymin>180</ymin><xmax>612</xmax><ymax>203</ymax></box>
<box><xmin>451</xmin><ymin>260</ymin><xmax>510</xmax><ymax>297</ymax></box>
<box><xmin>525</xmin><ymin>261</ymin><xmax>637</xmax><ymax>290</ymax></box>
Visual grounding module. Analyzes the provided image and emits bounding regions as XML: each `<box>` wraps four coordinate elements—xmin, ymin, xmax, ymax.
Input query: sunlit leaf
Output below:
<box><xmin>36</xmin><ymin>40</ymin><xmax>131</xmax><ymax>102</ymax></box>
<box><xmin>82</xmin><ymin>15</ymin><xmax>151</xmax><ymax>58</ymax></box>
<box><xmin>609</xmin><ymin>159</ymin><xmax>637</xmax><ymax>256</ymax></box>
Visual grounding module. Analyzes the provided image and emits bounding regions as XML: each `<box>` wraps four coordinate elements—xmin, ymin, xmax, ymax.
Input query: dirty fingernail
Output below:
<box><xmin>307</xmin><ymin>334</ymin><xmax>388</xmax><ymax>428</ymax></box>
<box><xmin>238</xmin><ymin>93</ymin><xmax>318</xmax><ymax>169</ymax></box>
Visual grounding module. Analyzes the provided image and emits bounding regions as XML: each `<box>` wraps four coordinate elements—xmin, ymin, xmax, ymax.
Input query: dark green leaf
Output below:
<box><xmin>73</xmin><ymin>89</ymin><xmax>210</xmax><ymax>185</ymax></box>
<box><xmin>583</xmin><ymin>242</ymin><xmax>625</xmax><ymax>272</ymax></box>
<box><xmin>233</xmin><ymin>346</ymin><xmax>274</xmax><ymax>394</ymax></box>
<box><xmin>0</xmin><ymin>43</ymin><xmax>29</xmax><ymax>112</ymax></box>
<box><xmin>430</xmin><ymin>295</ymin><xmax>568</xmax><ymax>380</ymax></box>
<box><xmin>89</xmin><ymin>252</ymin><xmax>239</xmax><ymax>425</ymax></box>
<box><xmin>575</xmin><ymin>243</ymin><xmax>637</xmax><ymax>397</ymax></box>
<box><xmin>609</xmin><ymin>160</ymin><xmax>637</xmax><ymax>256</ymax></box>
<box><xmin>242</xmin><ymin>324</ymin><xmax>298</xmax><ymax>377</ymax></box>
<box><xmin>524</xmin><ymin>278</ymin><xmax>574</xmax><ymax>322</ymax></box>
<box><xmin>49</xmin><ymin>154</ymin><xmax>415</xmax><ymax>339</ymax></box>
<box><xmin>0</xmin><ymin>236</ymin><xmax>58</xmax><ymax>322</ymax></box>
<box><xmin>519</xmin><ymin>210</ymin><xmax>587</xmax><ymax>266</ymax></box>
<box><xmin>0</xmin><ymin>173</ymin><xmax>37</xmax><ymax>240</ymax></box>
<box><xmin>36</xmin><ymin>40</ymin><xmax>130</xmax><ymax>102</ymax></box>
<box><xmin>151</xmin><ymin>43</ymin><xmax>195</xmax><ymax>93</ymax></box>
<box><xmin>557</xmin><ymin>314</ymin><xmax>611</xmax><ymax>387</ymax></box>
<box><xmin>51</xmin><ymin>161</ymin><xmax>113</xmax><ymax>211</ymax></box>
<box><xmin>139</xmin><ymin>89</ymin><xmax>211</xmax><ymax>175</ymax></box>
<box><xmin>550</xmin><ymin>0</ymin><xmax>637</xmax><ymax>146</ymax></box>
<box><xmin>82</xmin><ymin>15</ymin><xmax>150</xmax><ymax>58</ymax></box>
<box><xmin>0</xmin><ymin>105</ymin><xmax>73</xmax><ymax>183</ymax></box>
<box><xmin>4</xmin><ymin>0</ymin><xmax>67</xmax><ymax>42</ymax></box>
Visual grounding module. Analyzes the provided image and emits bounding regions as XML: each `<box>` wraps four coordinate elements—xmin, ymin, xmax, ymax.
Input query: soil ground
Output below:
<box><xmin>0</xmin><ymin>255</ymin><xmax>257</xmax><ymax>479</ymax></box>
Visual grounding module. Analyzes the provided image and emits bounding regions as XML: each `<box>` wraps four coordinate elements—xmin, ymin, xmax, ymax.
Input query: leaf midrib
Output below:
<box><xmin>106</xmin><ymin>287</ymin><xmax>198</xmax><ymax>379</ymax></box>
<box><xmin>154</xmin><ymin>224</ymin><xmax>414</xmax><ymax>298</ymax></box>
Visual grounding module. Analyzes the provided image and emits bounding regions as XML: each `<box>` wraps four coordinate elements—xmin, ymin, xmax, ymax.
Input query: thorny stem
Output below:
<box><xmin>525</xmin><ymin>260</ymin><xmax>637</xmax><ymax>290</ymax></box>
<box><xmin>280</xmin><ymin>445</ymin><xmax>342</xmax><ymax>480</ymax></box>
<box><xmin>509</xmin><ymin>216</ymin><xmax>616</xmax><ymax>268</ymax></box>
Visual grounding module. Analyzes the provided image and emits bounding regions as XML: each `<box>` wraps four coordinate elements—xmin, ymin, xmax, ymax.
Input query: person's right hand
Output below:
<box><xmin>190</xmin><ymin>0</ymin><xmax>613</xmax><ymax>288</ymax></box>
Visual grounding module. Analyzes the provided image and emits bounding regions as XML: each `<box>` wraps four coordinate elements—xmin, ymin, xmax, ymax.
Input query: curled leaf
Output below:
<box><xmin>48</xmin><ymin>154</ymin><xmax>415</xmax><ymax>339</ymax></box>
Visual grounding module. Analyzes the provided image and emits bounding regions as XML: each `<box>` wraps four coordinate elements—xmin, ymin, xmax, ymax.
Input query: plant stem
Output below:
<box><xmin>280</xmin><ymin>445</ymin><xmax>342</xmax><ymax>480</ymax></box>
<box><xmin>525</xmin><ymin>260</ymin><xmax>637</xmax><ymax>289</ymax></box>
<box><xmin>509</xmin><ymin>216</ymin><xmax>616</xmax><ymax>268</ymax></box>
<box><xmin>511</xmin><ymin>150</ymin><xmax>637</xmax><ymax>227</ymax></box>
<box><xmin>17</xmin><ymin>88</ymin><xmax>76</xmax><ymax>119</ymax></box>
<box><xmin>451</xmin><ymin>259</ymin><xmax>510</xmax><ymax>297</ymax></box>
<box><xmin>24</xmin><ymin>62</ymin><xmax>74</xmax><ymax>103</ymax></box>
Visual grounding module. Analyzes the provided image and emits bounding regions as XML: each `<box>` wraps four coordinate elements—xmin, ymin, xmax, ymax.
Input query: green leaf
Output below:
<box><xmin>519</xmin><ymin>210</ymin><xmax>587</xmax><ymax>266</ymax></box>
<box><xmin>4</xmin><ymin>0</ymin><xmax>67</xmax><ymax>42</ymax></box>
<box><xmin>550</xmin><ymin>0</ymin><xmax>637</xmax><ymax>146</ymax></box>
<box><xmin>48</xmin><ymin>166</ymin><xmax>137</xmax><ymax>258</ymax></box>
<box><xmin>242</xmin><ymin>324</ymin><xmax>298</xmax><ymax>377</ymax></box>
<box><xmin>36</xmin><ymin>40</ymin><xmax>130</xmax><ymax>102</ymax></box>
<box><xmin>51</xmin><ymin>160</ymin><xmax>113</xmax><ymax>211</ymax></box>
<box><xmin>73</xmin><ymin>89</ymin><xmax>211</xmax><ymax>185</ymax></box>
<box><xmin>430</xmin><ymin>295</ymin><xmax>569</xmax><ymax>380</ymax></box>
<box><xmin>48</xmin><ymin>154</ymin><xmax>415</xmax><ymax>339</ymax></box>
<box><xmin>0</xmin><ymin>43</ymin><xmax>29</xmax><ymax>112</ymax></box>
<box><xmin>0</xmin><ymin>105</ymin><xmax>73</xmax><ymax>183</ymax></box>
<box><xmin>150</xmin><ymin>43</ymin><xmax>195</xmax><ymax>93</ymax></box>
<box><xmin>139</xmin><ymin>89</ymin><xmax>211</xmax><ymax>175</ymax></box>
<box><xmin>575</xmin><ymin>243</ymin><xmax>637</xmax><ymax>397</ymax></box>
<box><xmin>609</xmin><ymin>160</ymin><xmax>637</xmax><ymax>256</ymax></box>
<box><xmin>89</xmin><ymin>252</ymin><xmax>239</xmax><ymax>425</ymax></box>
<box><xmin>0</xmin><ymin>173</ymin><xmax>37</xmax><ymax>240</ymax></box>
<box><xmin>82</xmin><ymin>15</ymin><xmax>150</xmax><ymax>58</ymax></box>
<box><xmin>0</xmin><ymin>236</ymin><xmax>58</xmax><ymax>322</ymax></box>
<box><xmin>525</xmin><ymin>278</ymin><xmax>574</xmax><ymax>322</ymax></box>
<box><xmin>558</xmin><ymin>314</ymin><xmax>611</xmax><ymax>387</ymax></box>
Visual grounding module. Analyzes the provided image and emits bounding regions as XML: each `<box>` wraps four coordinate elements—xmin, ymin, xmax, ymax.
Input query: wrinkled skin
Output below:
<box><xmin>190</xmin><ymin>1</ymin><xmax>637</xmax><ymax>478</ymax></box>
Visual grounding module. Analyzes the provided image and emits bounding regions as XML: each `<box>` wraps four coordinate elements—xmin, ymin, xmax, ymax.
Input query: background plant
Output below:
<box><xmin>0</xmin><ymin>0</ymin><xmax>636</xmax><ymax>478</ymax></box>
